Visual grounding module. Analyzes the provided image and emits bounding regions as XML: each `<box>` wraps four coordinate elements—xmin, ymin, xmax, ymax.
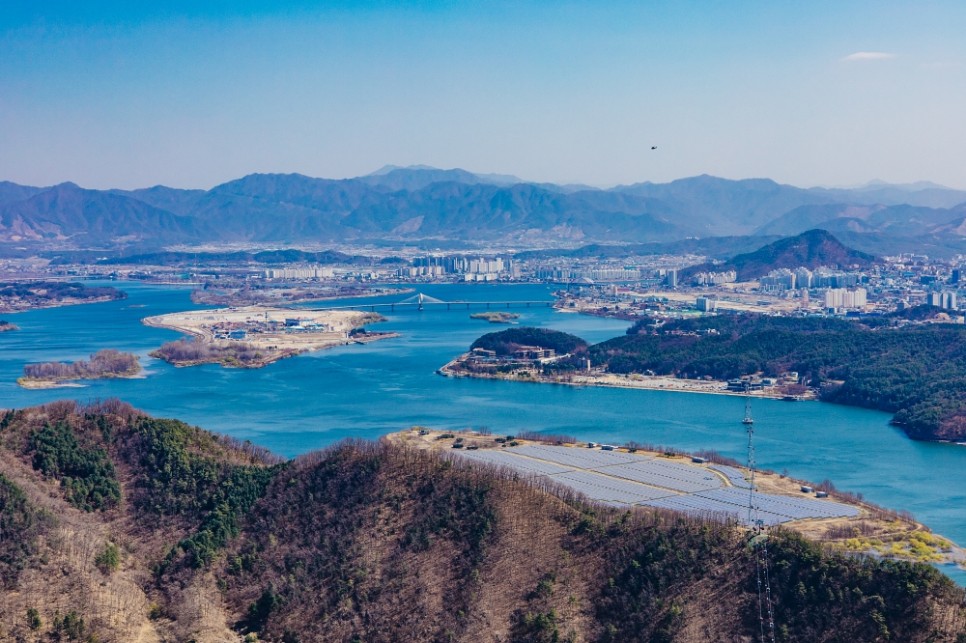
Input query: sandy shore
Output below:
<box><xmin>0</xmin><ymin>295</ymin><xmax>122</xmax><ymax>315</ymax></box>
<box><xmin>16</xmin><ymin>379</ymin><xmax>86</xmax><ymax>389</ymax></box>
<box><xmin>16</xmin><ymin>371</ymin><xmax>144</xmax><ymax>389</ymax></box>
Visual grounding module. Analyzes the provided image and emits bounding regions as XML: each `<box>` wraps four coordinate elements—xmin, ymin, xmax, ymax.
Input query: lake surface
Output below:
<box><xmin>2</xmin><ymin>281</ymin><xmax>964</xmax><ymax>584</ymax></box>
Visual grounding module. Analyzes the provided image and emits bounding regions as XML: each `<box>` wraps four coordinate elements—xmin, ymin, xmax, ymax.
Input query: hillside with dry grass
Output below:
<box><xmin>1</xmin><ymin>401</ymin><xmax>964</xmax><ymax>642</ymax></box>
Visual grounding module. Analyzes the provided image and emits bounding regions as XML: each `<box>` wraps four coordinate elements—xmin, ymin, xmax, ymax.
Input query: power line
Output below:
<box><xmin>744</xmin><ymin>391</ymin><xmax>776</xmax><ymax>643</ymax></box>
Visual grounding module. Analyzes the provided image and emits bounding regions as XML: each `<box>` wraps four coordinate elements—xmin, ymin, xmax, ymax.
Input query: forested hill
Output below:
<box><xmin>2</xmin><ymin>401</ymin><xmax>964</xmax><ymax>642</ymax></box>
<box><xmin>547</xmin><ymin>314</ymin><xmax>966</xmax><ymax>442</ymax></box>
<box><xmin>681</xmin><ymin>229</ymin><xmax>876</xmax><ymax>281</ymax></box>
<box><xmin>471</xmin><ymin>327</ymin><xmax>589</xmax><ymax>355</ymax></box>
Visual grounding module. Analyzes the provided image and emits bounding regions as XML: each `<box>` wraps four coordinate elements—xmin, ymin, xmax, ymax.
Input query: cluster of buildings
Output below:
<box><xmin>532</xmin><ymin>266</ymin><xmax>643</xmax><ymax>282</ymax></box>
<box><xmin>752</xmin><ymin>263</ymin><xmax>964</xmax><ymax>314</ymax></box>
<box><xmin>398</xmin><ymin>255</ymin><xmax>519</xmax><ymax>281</ymax></box>
<box><xmin>210</xmin><ymin>316</ymin><xmax>335</xmax><ymax>340</ymax></box>
<box><xmin>759</xmin><ymin>267</ymin><xmax>862</xmax><ymax>292</ymax></box>
<box><xmin>263</xmin><ymin>266</ymin><xmax>335</xmax><ymax>280</ymax></box>
<box><xmin>926</xmin><ymin>291</ymin><xmax>958</xmax><ymax>310</ymax></box>
<box><xmin>557</xmin><ymin>252</ymin><xmax>966</xmax><ymax>321</ymax></box>
<box><xmin>470</xmin><ymin>346</ymin><xmax>557</xmax><ymax>361</ymax></box>
<box><xmin>691</xmin><ymin>270</ymin><xmax>737</xmax><ymax>286</ymax></box>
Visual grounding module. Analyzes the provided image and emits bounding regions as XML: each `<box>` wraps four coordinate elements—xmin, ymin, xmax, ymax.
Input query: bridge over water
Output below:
<box><xmin>300</xmin><ymin>291</ymin><xmax>555</xmax><ymax>312</ymax></box>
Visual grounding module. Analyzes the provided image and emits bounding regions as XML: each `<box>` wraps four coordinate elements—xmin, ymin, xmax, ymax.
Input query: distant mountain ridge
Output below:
<box><xmin>1</xmin><ymin>167</ymin><xmax>964</xmax><ymax>253</ymax></box>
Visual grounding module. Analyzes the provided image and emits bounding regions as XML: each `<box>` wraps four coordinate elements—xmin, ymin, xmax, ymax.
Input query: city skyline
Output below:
<box><xmin>3</xmin><ymin>1</ymin><xmax>966</xmax><ymax>190</ymax></box>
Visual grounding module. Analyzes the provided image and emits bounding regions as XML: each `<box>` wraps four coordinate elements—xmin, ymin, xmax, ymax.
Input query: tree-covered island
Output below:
<box><xmin>18</xmin><ymin>349</ymin><xmax>141</xmax><ymax>388</ymax></box>
<box><xmin>469</xmin><ymin>311</ymin><xmax>521</xmax><ymax>323</ymax></box>
<box><xmin>0</xmin><ymin>281</ymin><xmax>125</xmax><ymax>313</ymax></box>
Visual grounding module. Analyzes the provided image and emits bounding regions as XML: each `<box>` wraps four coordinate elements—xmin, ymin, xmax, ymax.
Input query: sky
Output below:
<box><xmin>2</xmin><ymin>1</ymin><xmax>965</xmax><ymax>190</ymax></box>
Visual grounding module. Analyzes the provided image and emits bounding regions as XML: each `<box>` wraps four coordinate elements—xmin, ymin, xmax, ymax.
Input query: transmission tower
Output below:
<box><xmin>744</xmin><ymin>392</ymin><xmax>776</xmax><ymax>643</ymax></box>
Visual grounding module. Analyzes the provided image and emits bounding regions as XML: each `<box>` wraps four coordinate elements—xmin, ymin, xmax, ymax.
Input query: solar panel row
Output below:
<box><xmin>510</xmin><ymin>444</ymin><xmax>638</xmax><ymax>469</ymax></box>
<box><xmin>709</xmin><ymin>465</ymin><xmax>753</xmax><ymax>489</ymax></box>
<box><xmin>639</xmin><ymin>496</ymin><xmax>787</xmax><ymax>526</ymax></box>
<box><xmin>594</xmin><ymin>461</ymin><xmax>722</xmax><ymax>493</ymax></box>
<box><xmin>549</xmin><ymin>470</ymin><xmax>677</xmax><ymax>503</ymax></box>
<box><xmin>697</xmin><ymin>488</ymin><xmax>860</xmax><ymax>520</ymax></box>
<box><xmin>455</xmin><ymin>448</ymin><xmax>573</xmax><ymax>476</ymax></box>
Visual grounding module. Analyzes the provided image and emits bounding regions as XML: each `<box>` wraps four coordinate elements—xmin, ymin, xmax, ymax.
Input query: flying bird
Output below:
<box><xmin>651</xmin><ymin>146</ymin><xmax>658</xmax><ymax>150</ymax></box>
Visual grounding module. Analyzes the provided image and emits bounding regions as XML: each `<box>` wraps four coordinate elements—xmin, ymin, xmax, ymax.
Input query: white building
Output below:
<box><xmin>928</xmin><ymin>291</ymin><xmax>958</xmax><ymax>310</ymax></box>
<box><xmin>695</xmin><ymin>296</ymin><xmax>718</xmax><ymax>312</ymax></box>
<box><xmin>264</xmin><ymin>266</ymin><xmax>335</xmax><ymax>280</ymax></box>
<box><xmin>823</xmin><ymin>287</ymin><xmax>867</xmax><ymax>310</ymax></box>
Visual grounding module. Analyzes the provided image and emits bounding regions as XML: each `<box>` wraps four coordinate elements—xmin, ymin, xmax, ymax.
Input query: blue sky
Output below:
<box><xmin>2</xmin><ymin>1</ymin><xmax>965</xmax><ymax>189</ymax></box>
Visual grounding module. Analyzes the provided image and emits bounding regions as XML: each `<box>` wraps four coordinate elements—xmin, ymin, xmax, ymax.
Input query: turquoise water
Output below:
<box><xmin>2</xmin><ymin>281</ymin><xmax>964</xmax><ymax>584</ymax></box>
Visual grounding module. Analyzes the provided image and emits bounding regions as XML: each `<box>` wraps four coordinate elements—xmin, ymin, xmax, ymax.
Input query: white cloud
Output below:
<box><xmin>842</xmin><ymin>51</ymin><xmax>897</xmax><ymax>62</ymax></box>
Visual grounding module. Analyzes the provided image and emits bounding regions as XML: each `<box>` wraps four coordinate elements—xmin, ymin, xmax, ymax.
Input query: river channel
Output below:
<box><xmin>1</xmin><ymin>281</ymin><xmax>963</xmax><ymax>584</ymax></box>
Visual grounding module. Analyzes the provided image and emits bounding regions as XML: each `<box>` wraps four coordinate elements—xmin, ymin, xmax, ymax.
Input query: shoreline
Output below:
<box><xmin>0</xmin><ymin>294</ymin><xmax>123</xmax><ymax>315</ymax></box>
<box><xmin>150</xmin><ymin>332</ymin><xmax>401</xmax><ymax>369</ymax></box>
<box><xmin>144</xmin><ymin>305</ymin><xmax>399</xmax><ymax>369</ymax></box>
<box><xmin>438</xmin><ymin>354</ymin><xmax>813</xmax><ymax>401</ymax></box>
<box><xmin>190</xmin><ymin>285</ymin><xmax>415</xmax><ymax>307</ymax></box>
<box><xmin>17</xmin><ymin>370</ymin><xmax>143</xmax><ymax>389</ymax></box>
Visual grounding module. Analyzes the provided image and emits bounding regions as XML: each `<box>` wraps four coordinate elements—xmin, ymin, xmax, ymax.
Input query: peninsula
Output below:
<box><xmin>144</xmin><ymin>306</ymin><xmax>396</xmax><ymax>368</ymax></box>
<box><xmin>444</xmin><ymin>320</ymin><xmax>966</xmax><ymax>443</ymax></box>
<box><xmin>17</xmin><ymin>349</ymin><xmax>141</xmax><ymax>388</ymax></box>
<box><xmin>394</xmin><ymin>427</ymin><xmax>965</xmax><ymax>569</ymax></box>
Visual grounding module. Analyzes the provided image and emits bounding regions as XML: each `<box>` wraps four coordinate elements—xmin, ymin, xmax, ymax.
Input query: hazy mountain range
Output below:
<box><xmin>2</xmin><ymin>167</ymin><xmax>965</xmax><ymax>255</ymax></box>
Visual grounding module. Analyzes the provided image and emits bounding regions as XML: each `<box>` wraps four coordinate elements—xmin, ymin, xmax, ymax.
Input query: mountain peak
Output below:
<box><xmin>51</xmin><ymin>181</ymin><xmax>82</xmax><ymax>191</ymax></box>
<box><xmin>367</xmin><ymin>164</ymin><xmax>441</xmax><ymax>176</ymax></box>
<box><xmin>683</xmin><ymin>229</ymin><xmax>875</xmax><ymax>281</ymax></box>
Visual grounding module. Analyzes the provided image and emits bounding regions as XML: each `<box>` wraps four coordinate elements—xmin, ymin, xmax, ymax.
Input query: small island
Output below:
<box><xmin>469</xmin><ymin>311</ymin><xmax>520</xmax><ymax>324</ymax></box>
<box><xmin>145</xmin><ymin>305</ymin><xmax>398</xmax><ymax>368</ymax></box>
<box><xmin>0</xmin><ymin>320</ymin><xmax>18</xmax><ymax>332</ymax></box>
<box><xmin>0</xmin><ymin>281</ymin><xmax>125</xmax><ymax>313</ymax></box>
<box><xmin>18</xmin><ymin>349</ymin><xmax>141</xmax><ymax>388</ymax></box>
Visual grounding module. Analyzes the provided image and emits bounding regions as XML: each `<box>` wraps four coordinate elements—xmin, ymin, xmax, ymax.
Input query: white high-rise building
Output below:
<box><xmin>928</xmin><ymin>291</ymin><xmax>958</xmax><ymax>309</ymax></box>
<box><xmin>793</xmin><ymin>268</ymin><xmax>813</xmax><ymax>289</ymax></box>
<box><xmin>823</xmin><ymin>287</ymin><xmax>867</xmax><ymax>309</ymax></box>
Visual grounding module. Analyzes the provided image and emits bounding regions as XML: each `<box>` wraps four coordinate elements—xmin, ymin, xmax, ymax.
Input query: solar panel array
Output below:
<box><xmin>511</xmin><ymin>444</ymin><xmax>638</xmax><ymax>469</ymax></box>
<box><xmin>450</xmin><ymin>444</ymin><xmax>860</xmax><ymax>526</ymax></box>
<box><xmin>597</xmin><ymin>460</ymin><xmax>722</xmax><ymax>493</ymax></box>
<box><xmin>640</xmin><ymin>495</ymin><xmax>788</xmax><ymax>526</ymax></box>
<box><xmin>696</xmin><ymin>488</ymin><xmax>860</xmax><ymax>521</ymax></box>
<box><xmin>551</xmin><ymin>470</ymin><xmax>677</xmax><ymax>505</ymax></box>
<box><xmin>455</xmin><ymin>448</ymin><xmax>573</xmax><ymax>476</ymax></box>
